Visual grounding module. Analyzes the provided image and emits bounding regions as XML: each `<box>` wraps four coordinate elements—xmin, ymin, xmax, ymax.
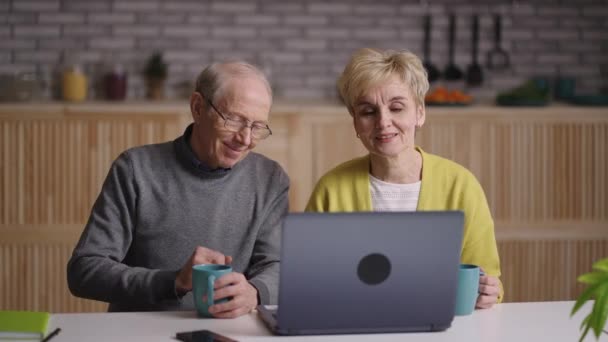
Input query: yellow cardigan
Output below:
<box><xmin>305</xmin><ymin>147</ymin><xmax>503</xmax><ymax>301</ymax></box>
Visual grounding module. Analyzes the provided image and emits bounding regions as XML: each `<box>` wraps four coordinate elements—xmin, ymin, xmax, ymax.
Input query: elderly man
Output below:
<box><xmin>67</xmin><ymin>62</ymin><xmax>289</xmax><ymax>318</ymax></box>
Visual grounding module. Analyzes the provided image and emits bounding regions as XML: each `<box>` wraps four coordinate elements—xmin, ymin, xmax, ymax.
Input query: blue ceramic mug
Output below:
<box><xmin>192</xmin><ymin>264</ymin><xmax>232</xmax><ymax>318</ymax></box>
<box><xmin>455</xmin><ymin>264</ymin><xmax>480</xmax><ymax>316</ymax></box>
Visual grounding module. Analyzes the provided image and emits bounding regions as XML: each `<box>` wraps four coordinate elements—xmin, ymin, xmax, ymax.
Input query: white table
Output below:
<box><xmin>50</xmin><ymin>301</ymin><xmax>606</xmax><ymax>342</ymax></box>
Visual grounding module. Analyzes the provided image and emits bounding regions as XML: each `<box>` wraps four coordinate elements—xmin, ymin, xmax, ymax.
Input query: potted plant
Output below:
<box><xmin>144</xmin><ymin>52</ymin><xmax>168</xmax><ymax>100</ymax></box>
<box><xmin>571</xmin><ymin>257</ymin><xmax>608</xmax><ymax>341</ymax></box>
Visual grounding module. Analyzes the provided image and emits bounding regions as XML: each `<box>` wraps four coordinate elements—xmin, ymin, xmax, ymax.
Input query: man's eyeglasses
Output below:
<box><xmin>205</xmin><ymin>98</ymin><xmax>272</xmax><ymax>140</ymax></box>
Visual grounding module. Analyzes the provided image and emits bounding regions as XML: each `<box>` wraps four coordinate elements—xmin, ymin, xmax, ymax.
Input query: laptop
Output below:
<box><xmin>258</xmin><ymin>211</ymin><xmax>464</xmax><ymax>335</ymax></box>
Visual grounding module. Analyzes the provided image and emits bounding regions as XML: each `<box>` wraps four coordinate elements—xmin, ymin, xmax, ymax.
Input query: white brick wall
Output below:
<box><xmin>14</xmin><ymin>26</ymin><xmax>60</xmax><ymax>37</ymax></box>
<box><xmin>260</xmin><ymin>3</ymin><xmax>304</xmax><ymax>13</ymax></box>
<box><xmin>39</xmin><ymin>38</ymin><xmax>86</xmax><ymax>50</ymax></box>
<box><xmin>161</xmin><ymin>2</ymin><xmax>207</xmax><ymax>12</ymax></box>
<box><xmin>2</xmin><ymin>13</ymin><xmax>37</xmax><ymax>24</ymax></box>
<box><xmin>63</xmin><ymin>1</ymin><xmax>110</xmax><ymax>11</ymax></box>
<box><xmin>582</xmin><ymin>6</ymin><xmax>608</xmax><ymax>16</ymax></box>
<box><xmin>39</xmin><ymin>13</ymin><xmax>85</xmax><ymax>24</ymax></box>
<box><xmin>284</xmin><ymin>39</ymin><xmax>327</xmax><ymax>50</ymax></box>
<box><xmin>235</xmin><ymin>15</ymin><xmax>280</xmax><ymax>26</ymax></box>
<box><xmin>259</xmin><ymin>27</ymin><xmax>301</xmax><ymax>38</ymax></box>
<box><xmin>261</xmin><ymin>52</ymin><xmax>304</xmax><ymax>64</ymax></box>
<box><xmin>113</xmin><ymin>26</ymin><xmax>160</xmax><ymax>37</ymax></box>
<box><xmin>308</xmin><ymin>3</ymin><xmax>351</xmax><ymax>15</ymax></box>
<box><xmin>212</xmin><ymin>27</ymin><xmax>256</xmax><ymax>38</ymax></box>
<box><xmin>211</xmin><ymin>2</ymin><xmax>257</xmax><ymax>13</ymax></box>
<box><xmin>89</xmin><ymin>38</ymin><xmax>135</xmax><ymax>50</ymax></box>
<box><xmin>165</xmin><ymin>51</ymin><xmax>206</xmax><ymax>63</ymax></box>
<box><xmin>113</xmin><ymin>1</ymin><xmax>160</xmax><ymax>12</ymax></box>
<box><xmin>0</xmin><ymin>0</ymin><xmax>605</xmax><ymax>100</ymax></box>
<box><xmin>15</xmin><ymin>51</ymin><xmax>60</xmax><ymax>63</ymax></box>
<box><xmin>89</xmin><ymin>14</ymin><xmax>135</xmax><ymax>25</ymax></box>
<box><xmin>0</xmin><ymin>39</ymin><xmax>36</xmax><ymax>49</ymax></box>
<box><xmin>306</xmin><ymin>28</ymin><xmax>350</xmax><ymax>39</ymax></box>
<box><xmin>0</xmin><ymin>52</ymin><xmax>11</xmax><ymax>63</ymax></box>
<box><xmin>189</xmin><ymin>39</ymin><xmax>234</xmax><ymax>50</ymax></box>
<box><xmin>353</xmin><ymin>28</ymin><xmax>398</xmax><ymax>40</ymax></box>
<box><xmin>13</xmin><ymin>1</ymin><xmax>59</xmax><ymax>12</ymax></box>
<box><xmin>188</xmin><ymin>15</ymin><xmax>230</xmax><ymax>25</ymax></box>
<box><xmin>163</xmin><ymin>26</ymin><xmax>208</xmax><ymax>37</ymax></box>
<box><xmin>139</xmin><ymin>14</ymin><xmax>185</xmax><ymax>24</ymax></box>
<box><xmin>284</xmin><ymin>15</ymin><xmax>328</xmax><ymax>26</ymax></box>
<box><xmin>354</xmin><ymin>5</ymin><xmax>395</xmax><ymax>15</ymax></box>
<box><xmin>62</xmin><ymin>25</ymin><xmax>107</xmax><ymax>36</ymax></box>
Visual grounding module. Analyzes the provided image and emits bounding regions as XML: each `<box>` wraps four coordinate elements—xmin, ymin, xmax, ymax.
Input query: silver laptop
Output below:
<box><xmin>258</xmin><ymin>211</ymin><xmax>464</xmax><ymax>335</ymax></box>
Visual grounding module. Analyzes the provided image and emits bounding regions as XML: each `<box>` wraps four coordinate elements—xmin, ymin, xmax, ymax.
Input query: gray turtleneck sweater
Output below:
<box><xmin>67</xmin><ymin>125</ymin><xmax>289</xmax><ymax>311</ymax></box>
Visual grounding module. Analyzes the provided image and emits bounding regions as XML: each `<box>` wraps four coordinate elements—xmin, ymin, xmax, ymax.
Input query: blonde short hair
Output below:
<box><xmin>337</xmin><ymin>48</ymin><xmax>429</xmax><ymax>114</ymax></box>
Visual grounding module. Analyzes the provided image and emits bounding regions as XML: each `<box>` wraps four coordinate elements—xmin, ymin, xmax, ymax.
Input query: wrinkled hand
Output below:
<box><xmin>175</xmin><ymin>246</ymin><xmax>233</xmax><ymax>293</ymax></box>
<box><xmin>476</xmin><ymin>268</ymin><xmax>500</xmax><ymax>309</ymax></box>
<box><xmin>207</xmin><ymin>272</ymin><xmax>258</xmax><ymax>318</ymax></box>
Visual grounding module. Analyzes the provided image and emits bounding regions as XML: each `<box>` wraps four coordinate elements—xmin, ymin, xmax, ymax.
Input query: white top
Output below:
<box><xmin>370</xmin><ymin>175</ymin><xmax>421</xmax><ymax>211</ymax></box>
<box><xmin>48</xmin><ymin>301</ymin><xmax>604</xmax><ymax>341</ymax></box>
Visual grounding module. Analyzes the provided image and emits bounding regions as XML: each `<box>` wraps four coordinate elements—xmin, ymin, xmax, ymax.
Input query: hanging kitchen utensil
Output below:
<box><xmin>443</xmin><ymin>13</ymin><xmax>463</xmax><ymax>81</ymax></box>
<box><xmin>422</xmin><ymin>14</ymin><xmax>441</xmax><ymax>83</ymax></box>
<box><xmin>466</xmin><ymin>14</ymin><xmax>483</xmax><ymax>86</ymax></box>
<box><xmin>486</xmin><ymin>13</ymin><xmax>510</xmax><ymax>70</ymax></box>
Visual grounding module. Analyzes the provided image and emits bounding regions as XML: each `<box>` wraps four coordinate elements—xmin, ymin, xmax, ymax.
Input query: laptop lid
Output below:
<box><xmin>272</xmin><ymin>211</ymin><xmax>464</xmax><ymax>335</ymax></box>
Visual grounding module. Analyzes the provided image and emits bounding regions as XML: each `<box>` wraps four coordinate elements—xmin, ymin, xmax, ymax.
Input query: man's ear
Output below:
<box><xmin>190</xmin><ymin>92</ymin><xmax>203</xmax><ymax>123</ymax></box>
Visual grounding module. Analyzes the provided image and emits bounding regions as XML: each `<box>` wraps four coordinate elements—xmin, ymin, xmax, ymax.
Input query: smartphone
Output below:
<box><xmin>175</xmin><ymin>329</ymin><xmax>238</xmax><ymax>342</ymax></box>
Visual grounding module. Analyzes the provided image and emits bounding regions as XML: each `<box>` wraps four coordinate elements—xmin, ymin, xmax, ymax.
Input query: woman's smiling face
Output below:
<box><xmin>352</xmin><ymin>74</ymin><xmax>425</xmax><ymax>159</ymax></box>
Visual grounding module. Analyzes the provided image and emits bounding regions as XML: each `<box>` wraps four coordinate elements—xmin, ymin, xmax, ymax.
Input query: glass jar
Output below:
<box><xmin>105</xmin><ymin>64</ymin><xmax>127</xmax><ymax>101</ymax></box>
<box><xmin>62</xmin><ymin>65</ymin><xmax>87</xmax><ymax>102</ymax></box>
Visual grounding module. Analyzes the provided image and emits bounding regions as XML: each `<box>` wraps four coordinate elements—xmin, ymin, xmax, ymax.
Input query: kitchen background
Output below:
<box><xmin>1</xmin><ymin>0</ymin><xmax>608</xmax><ymax>314</ymax></box>
<box><xmin>0</xmin><ymin>0</ymin><xmax>607</xmax><ymax>101</ymax></box>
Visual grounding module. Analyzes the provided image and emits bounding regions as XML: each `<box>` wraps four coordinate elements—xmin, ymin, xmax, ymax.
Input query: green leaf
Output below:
<box><xmin>590</xmin><ymin>283</ymin><xmax>608</xmax><ymax>338</ymax></box>
<box><xmin>580</xmin><ymin>312</ymin><xmax>591</xmax><ymax>330</ymax></box>
<box><xmin>592</xmin><ymin>258</ymin><xmax>608</xmax><ymax>272</ymax></box>
<box><xmin>579</xmin><ymin>313</ymin><xmax>591</xmax><ymax>342</ymax></box>
<box><xmin>577</xmin><ymin>272</ymin><xmax>608</xmax><ymax>285</ymax></box>
<box><xmin>572</xmin><ymin>282</ymin><xmax>602</xmax><ymax>316</ymax></box>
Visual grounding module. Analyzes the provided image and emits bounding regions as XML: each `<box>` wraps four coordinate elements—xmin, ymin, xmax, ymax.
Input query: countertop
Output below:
<box><xmin>0</xmin><ymin>100</ymin><xmax>606</xmax><ymax>120</ymax></box>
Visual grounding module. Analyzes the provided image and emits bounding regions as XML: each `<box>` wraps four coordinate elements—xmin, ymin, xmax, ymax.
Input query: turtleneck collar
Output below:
<box><xmin>174</xmin><ymin>123</ymin><xmax>233</xmax><ymax>176</ymax></box>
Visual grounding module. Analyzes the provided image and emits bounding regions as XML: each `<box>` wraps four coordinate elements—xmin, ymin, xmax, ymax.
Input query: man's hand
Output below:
<box><xmin>476</xmin><ymin>268</ymin><xmax>500</xmax><ymax>309</ymax></box>
<box><xmin>207</xmin><ymin>273</ymin><xmax>258</xmax><ymax>318</ymax></box>
<box><xmin>175</xmin><ymin>246</ymin><xmax>233</xmax><ymax>293</ymax></box>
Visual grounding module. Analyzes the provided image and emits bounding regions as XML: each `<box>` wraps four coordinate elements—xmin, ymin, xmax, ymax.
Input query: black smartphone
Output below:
<box><xmin>175</xmin><ymin>329</ymin><xmax>238</xmax><ymax>342</ymax></box>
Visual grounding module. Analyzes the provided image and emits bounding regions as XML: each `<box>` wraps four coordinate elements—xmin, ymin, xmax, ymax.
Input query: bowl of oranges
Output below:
<box><xmin>425</xmin><ymin>86</ymin><xmax>473</xmax><ymax>106</ymax></box>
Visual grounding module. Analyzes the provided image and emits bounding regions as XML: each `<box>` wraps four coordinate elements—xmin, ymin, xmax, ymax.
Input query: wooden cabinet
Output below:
<box><xmin>1</xmin><ymin>102</ymin><xmax>607</xmax><ymax>311</ymax></box>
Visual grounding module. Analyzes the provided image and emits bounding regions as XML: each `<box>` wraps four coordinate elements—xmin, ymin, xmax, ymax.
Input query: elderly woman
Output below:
<box><xmin>306</xmin><ymin>48</ymin><xmax>502</xmax><ymax>308</ymax></box>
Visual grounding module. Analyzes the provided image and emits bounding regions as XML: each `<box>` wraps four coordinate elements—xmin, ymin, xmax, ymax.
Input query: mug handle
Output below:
<box><xmin>208</xmin><ymin>275</ymin><xmax>215</xmax><ymax>306</ymax></box>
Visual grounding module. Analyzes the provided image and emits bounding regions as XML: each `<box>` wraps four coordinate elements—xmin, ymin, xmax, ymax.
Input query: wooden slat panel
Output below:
<box><xmin>0</xmin><ymin>116</ymin><xmax>187</xmax><ymax>225</ymax></box>
<box><xmin>498</xmin><ymin>239</ymin><xmax>608</xmax><ymax>303</ymax></box>
<box><xmin>418</xmin><ymin>120</ymin><xmax>608</xmax><ymax>223</ymax></box>
<box><xmin>0</xmin><ymin>224</ymin><xmax>105</xmax><ymax>312</ymax></box>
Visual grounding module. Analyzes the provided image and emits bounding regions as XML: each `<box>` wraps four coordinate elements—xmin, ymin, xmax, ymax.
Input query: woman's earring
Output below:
<box><xmin>356</xmin><ymin>133</ymin><xmax>360</xmax><ymax>138</ymax></box>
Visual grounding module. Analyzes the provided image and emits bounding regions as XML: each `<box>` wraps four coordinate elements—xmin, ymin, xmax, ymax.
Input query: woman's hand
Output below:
<box><xmin>476</xmin><ymin>268</ymin><xmax>500</xmax><ymax>309</ymax></box>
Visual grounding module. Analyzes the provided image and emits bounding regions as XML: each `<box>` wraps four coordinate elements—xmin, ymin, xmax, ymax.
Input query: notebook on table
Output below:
<box><xmin>258</xmin><ymin>211</ymin><xmax>464</xmax><ymax>335</ymax></box>
<box><xmin>0</xmin><ymin>310</ymin><xmax>50</xmax><ymax>340</ymax></box>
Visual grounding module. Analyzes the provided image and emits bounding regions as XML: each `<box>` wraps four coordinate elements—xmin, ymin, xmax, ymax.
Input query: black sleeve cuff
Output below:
<box><xmin>153</xmin><ymin>270</ymin><xmax>185</xmax><ymax>302</ymax></box>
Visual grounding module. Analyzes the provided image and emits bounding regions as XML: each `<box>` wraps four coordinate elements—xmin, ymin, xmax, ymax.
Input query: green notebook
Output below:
<box><xmin>0</xmin><ymin>311</ymin><xmax>50</xmax><ymax>340</ymax></box>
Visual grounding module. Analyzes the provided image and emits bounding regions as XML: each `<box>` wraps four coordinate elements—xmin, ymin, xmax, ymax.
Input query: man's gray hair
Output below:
<box><xmin>195</xmin><ymin>61</ymin><xmax>272</xmax><ymax>106</ymax></box>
